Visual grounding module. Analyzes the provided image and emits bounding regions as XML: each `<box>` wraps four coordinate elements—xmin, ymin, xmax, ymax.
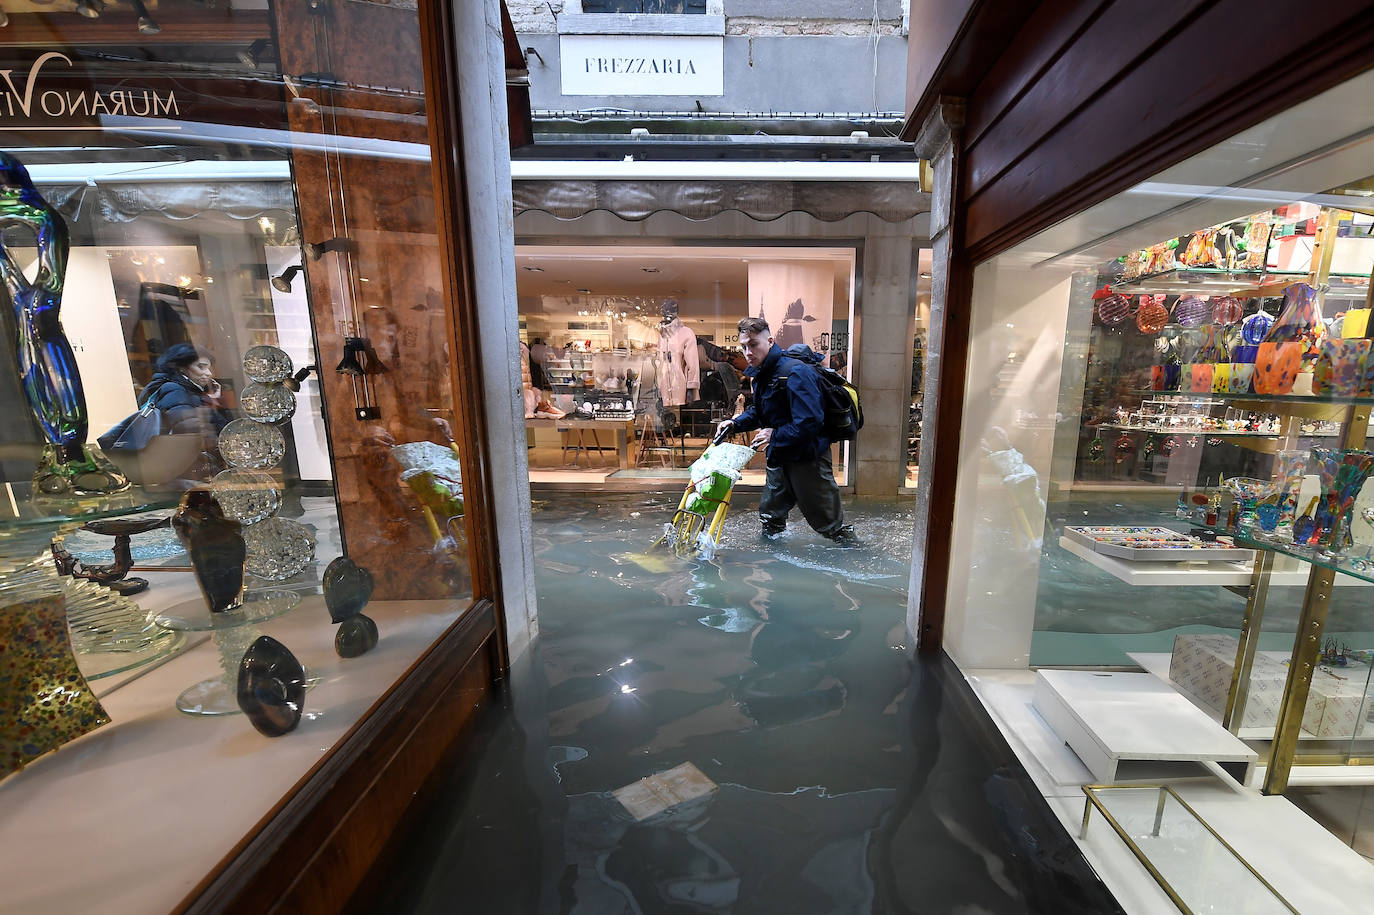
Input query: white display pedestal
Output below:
<box><xmin>1033</xmin><ymin>669</ymin><xmax>1258</xmax><ymax>785</ymax></box>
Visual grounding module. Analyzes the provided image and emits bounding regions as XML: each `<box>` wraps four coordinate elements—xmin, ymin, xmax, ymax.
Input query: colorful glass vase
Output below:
<box><xmin>1136</xmin><ymin>294</ymin><xmax>1169</xmax><ymax>334</ymax></box>
<box><xmin>1268</xmin><ymin>450</ymin><xmax>1309</xmax><ymax>541</ymax></box>
<box><xmin>0</xmin><ymin>152</ymin><xmax>127</xmax><ymax>495</ymax></box>
<box><xmin>1093</xmin><ymin>285</ymin><xmax>1133</xmax><ymax>325</ymax></box>
<box><xmin>1241</xmin><ymin>308</ymin><xmax>1275</xmax><ymax>345</ymax></box>
<box><xmin>1175</xmin><ymin>295</ymin><xmax>1210</xmax><ymax>326</ymax></box>
<box><xmin>1254</xmin><ymin>342</ymin><xmax>1304</xmax><ymax>394</ymax></box>
<box><xmin>1221</xmin><ymin>477</ymin><xmax>1275</xmax><ymax>531</ymax></box>
<box><xmin>1211</xmin><ymin>296</ymin><xmax>1244</xmax><ymax>325</ymax></box>
<box><xmin>1308</xmin><ymin>449</ymin><xmax>1374</xmax><ymax>555</ymax></box>
<box><xmin>1313</xmin><ymin>339</ymin><xmax>1369</xmax><ymax>398</ymax></box>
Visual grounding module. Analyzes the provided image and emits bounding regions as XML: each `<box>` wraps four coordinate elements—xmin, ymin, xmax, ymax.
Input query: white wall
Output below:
<box><xmin>943</xmin><ymin>256</ymin><xmax>1076</xmax><ymax>669</ymax></box>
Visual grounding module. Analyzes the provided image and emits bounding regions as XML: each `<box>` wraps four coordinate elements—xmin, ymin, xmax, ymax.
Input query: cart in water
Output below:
<box><xmin>651</xmin><ymin>432</ymin><xmax>758</xmax><ymax>560</ymax></box>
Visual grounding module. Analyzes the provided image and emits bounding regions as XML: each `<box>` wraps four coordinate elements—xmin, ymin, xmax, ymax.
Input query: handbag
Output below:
<box><xmin>97</xmin><ymin>398</ymin><xmax>164</xmax><ymax>453</ymax></box>
<box><xmin>96</xmin><ymin>389</ymin><xmax>204</xmax><ymax>485</ymax></box>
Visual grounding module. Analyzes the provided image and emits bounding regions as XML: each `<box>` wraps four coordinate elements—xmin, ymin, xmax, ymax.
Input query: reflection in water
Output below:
<box><xmin>369</xmin><ymin>493</ymin><xmax>1124</xmax><ymax>915</ymax></box>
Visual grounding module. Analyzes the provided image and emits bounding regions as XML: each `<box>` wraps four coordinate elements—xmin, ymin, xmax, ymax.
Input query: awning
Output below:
<box><xmin>512</xmin><ymin>178</ymin><xmax>930</xmax><ymax>223</ymax></box>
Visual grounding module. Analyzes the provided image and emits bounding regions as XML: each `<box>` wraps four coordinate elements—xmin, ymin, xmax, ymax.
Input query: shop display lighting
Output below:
<box><xmin>271</xmin><ymin>264</ymin><xmax>302</xmax><ymax>293</ymax></box>
<box><xmin>237</xmin><ymin>39</ymin><xmax>274</xmax><ymax>70</ymax></box>
<box><xmin>75</xmin><ymin>0</ymin><xmax>103</xmax><ymax>19</ymax></box>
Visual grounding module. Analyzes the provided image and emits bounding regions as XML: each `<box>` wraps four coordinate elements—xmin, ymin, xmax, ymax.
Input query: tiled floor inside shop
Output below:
<box><xmin>354</xmin><ymin>493</ymin><xmax>1125</xmax><ymax>914</ymax></box>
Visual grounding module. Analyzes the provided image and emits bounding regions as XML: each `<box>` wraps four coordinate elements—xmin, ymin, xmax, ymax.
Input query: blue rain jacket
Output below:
<box><xmin>730</xmin><ymin>343</ymin><xmax>829</xmax><ymax>465</ymax></box>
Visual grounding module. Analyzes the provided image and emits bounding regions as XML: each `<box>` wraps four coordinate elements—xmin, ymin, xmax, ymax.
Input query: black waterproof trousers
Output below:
<box><xmin>758</xmin><ymin>451</ymin><xmax>845</xmax><ymax>537</ymax></box>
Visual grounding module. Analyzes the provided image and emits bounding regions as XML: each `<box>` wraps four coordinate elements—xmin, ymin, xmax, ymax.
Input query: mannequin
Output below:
<box><xmin>656</xmin><ymin>298</ymin><xmax>699</xmax><ymax>407</ymax></box>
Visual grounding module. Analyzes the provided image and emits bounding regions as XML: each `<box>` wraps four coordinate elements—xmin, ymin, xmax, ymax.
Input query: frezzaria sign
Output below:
<box><xmin>560</xmin><ymin>35</ymin><xmax>723</xmax><ymax>96</ymax></box>
<box><xmin>0</xmin><ymin>52</ymin><xmax>180</xmax><ymax>120</ymax></box>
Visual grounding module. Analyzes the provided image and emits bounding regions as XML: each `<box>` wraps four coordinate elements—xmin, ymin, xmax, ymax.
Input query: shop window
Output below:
<box><xmin>0</xmin><ymin>2</ymin><xmax>490</xmax><ymax>907</ymax></box>
<box><xmin>516</xmin><ymin>244</ymin><xmax>856</xmax><ymax>489</ymax></box>
<box><xmin>945</xmin><ymin>68</ymin><xmax>1374</xmax><ymax>788</ymax></box>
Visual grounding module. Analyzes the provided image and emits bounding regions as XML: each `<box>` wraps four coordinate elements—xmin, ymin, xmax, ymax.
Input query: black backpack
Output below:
<box><xmin>777</xmin><ymin>345</ymin><xmax>864</xmax><ymax>442</ymax></box>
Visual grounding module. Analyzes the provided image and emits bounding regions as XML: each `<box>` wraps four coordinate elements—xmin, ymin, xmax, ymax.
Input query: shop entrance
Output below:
<box><xmin>516</xmin><ymin>244</ymin><xmax>857</xmax><ymax>490</ymax></box>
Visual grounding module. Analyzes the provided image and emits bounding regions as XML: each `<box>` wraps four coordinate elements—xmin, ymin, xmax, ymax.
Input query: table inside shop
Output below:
<box><xmin>526</xmin><ymin>417</ymin><xmax>636</xmax><ymax>469</ymax></box>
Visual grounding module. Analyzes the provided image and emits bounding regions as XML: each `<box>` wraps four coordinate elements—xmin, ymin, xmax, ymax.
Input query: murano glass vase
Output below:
<box><xmin>1267</xmin><ymin>449</ymin><xmax>1309</xmax><ymax>542</ymax></box>
<box><xmin>1255</xmin><ymin>283</ymin><xmax>1325</xmax><ymax>395</ymax></box>
<box><xmin>1221</xmin><ymin>477</ymin><xmax>1274</xmax><ymax>532</ymax></box>
<box><xmin>1307</xmin><ymin>449</ymin><xmax>1374</xmax><ymax>557</ymax></box>
<box><xmin>0</xmin><ymin>152</ymin><xmax>126</xmax><ymax>496</ymax></box>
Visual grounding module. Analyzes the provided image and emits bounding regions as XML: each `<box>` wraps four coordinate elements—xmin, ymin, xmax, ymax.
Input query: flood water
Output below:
<box><xmin>359</xmin><ymin>492</ymin><xmax>1122</xmax><ymax>914</ymax></box>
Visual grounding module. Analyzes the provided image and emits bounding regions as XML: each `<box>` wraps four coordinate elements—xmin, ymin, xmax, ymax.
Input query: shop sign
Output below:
<box><xmin>0</xmin><ymin>49</ymin><xmax>286</xmax><ymax>133</ymax></box>
<box><xmin>559</xmin><ymin>35</ymin><xmax>723</xmax><ymax>96</ymax></box>
<box><xmin>0</xmin><ymin>52</ymin><xmax>180</xmax><ymax>123</ymax></box>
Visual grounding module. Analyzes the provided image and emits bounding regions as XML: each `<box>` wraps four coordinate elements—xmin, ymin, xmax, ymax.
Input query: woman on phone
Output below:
<box><xmin>140</xmin><ymin>343</ymin><xmax>232</xmax><ymax>479</ymax></box>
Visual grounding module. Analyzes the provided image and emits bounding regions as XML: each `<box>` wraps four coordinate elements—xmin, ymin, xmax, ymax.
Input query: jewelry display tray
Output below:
<box><xmin>1063</xmin><ymin>525</ymin><xmax>1254</xmax><ymax>562</ymax></box>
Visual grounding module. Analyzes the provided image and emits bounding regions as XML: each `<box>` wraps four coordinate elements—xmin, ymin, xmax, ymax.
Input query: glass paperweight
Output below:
<box><xmin>219</xmin><ymin>418</ymin><xmax>286</xmax><ymax>469</ymax></box>
<box><xmin>242</xmin><ymin>345</ymin><xmax>293</xmax><ymax>383</ymax></box>
<box><xmin>210</xmin><ymin>468</ymin><xmax>282</xmax><ymax>525</ymax></box>
<box><xmin>240</xmin><ymin>382</ymin><xmax>296</xmax><ymax>424</ymax></box>
<box><xmin>243</xmin><ymin>516</ymin><xmax>316</xmax><ymax>580</ymax></box>
<box><xmin>237</xmin><ymin>635</ymin><xmax>307</xmax><ymax>736</ymax></box>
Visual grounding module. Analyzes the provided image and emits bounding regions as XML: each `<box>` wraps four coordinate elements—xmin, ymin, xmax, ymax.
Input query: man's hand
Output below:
<box><xmin>751</xmin><ymin>427</ymin><xmax>773</xmax><ymax>449</ymax></box>
<box><xmin>715</xmin><ymin>419</ymin><xmax>734</xmax><ymax>441</ymax></box>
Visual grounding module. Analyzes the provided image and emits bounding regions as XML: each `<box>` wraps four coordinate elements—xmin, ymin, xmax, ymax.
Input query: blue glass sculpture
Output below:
<box><xmin>0</xmin><ymin>152</ymin><xmax>126</xmax><ymax>494</ymax></box>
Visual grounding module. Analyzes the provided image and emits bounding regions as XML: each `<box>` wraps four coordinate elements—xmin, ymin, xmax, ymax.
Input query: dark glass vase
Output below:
<box><xmin>172</xmin><ymin>489</ymin><xmax>246</xmax><ymax>613</ymax></box>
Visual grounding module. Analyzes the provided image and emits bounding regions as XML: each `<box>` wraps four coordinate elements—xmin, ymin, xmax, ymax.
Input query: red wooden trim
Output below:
<box><xmin>963</xmin><ymin>1</ymin><xmax>1374</xmax><ymax>262</ymax></box>
<box><xmin>962</xmin><ymin>0</ymin><xmax>1107</xmax><ymax>148</ymax></box>
<box><xmin>965</xmin><ymin>0</ymin><xmax>1209</xmax><ymax>201</ymax></box>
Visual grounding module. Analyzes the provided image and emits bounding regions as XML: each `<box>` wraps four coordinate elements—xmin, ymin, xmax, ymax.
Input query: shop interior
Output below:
<box><xmin>948</xmin><ymin>67</ymin><xmax>1374</xmax><ymax>885</ymax></box>
<box><xmin>515</xmin><ymin>244</ymin><xmax>856</xmax><ymax>486</ymax></box>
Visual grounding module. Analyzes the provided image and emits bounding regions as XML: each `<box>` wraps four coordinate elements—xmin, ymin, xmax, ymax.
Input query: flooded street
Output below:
<box><xmin>363</xmin><ymin>492</ymin><xmax>1121</xmax><ymax>914</ymax></box>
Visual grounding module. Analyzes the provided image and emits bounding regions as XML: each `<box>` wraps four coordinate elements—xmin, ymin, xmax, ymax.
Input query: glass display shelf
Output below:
<box><xmin>1169</xmin><ymin>514</ymin><xmax>1374</xmax><ymax>586</ymax></box>
<box><xmin>1132</xmin><ymin>389</ymin><xmax>1372</xmax><ymax>418</ymax></box>
<box><xmin>1081</xmin><ymin>785</ymin><xmax>1299</xmax><ymax>914</ymax></box>
<box><xmin>1099</xmin><ymin>423</ymin><xmax>1337</xmax><ymax>439</ymax></box>
<box><xmin>1117</xmin><ymin>266</ymin><xmax>1369</xmax><ymax>297</ymax></box>
<box><xmin>153</xmin><ymin>587</ymin><xmax>302</xmax><ymax>631</ymax></box>
<box><xmin>0</xmin><ymin>480</ymin><xmax>181</xmax><ymax>531</ymax></box>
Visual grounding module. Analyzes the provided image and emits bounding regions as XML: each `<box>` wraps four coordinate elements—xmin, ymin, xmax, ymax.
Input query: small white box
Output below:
<box><xmin>1303</xmin><ymin>670</ymin><xmax>1371</xmax><ymax>738</ymax></box>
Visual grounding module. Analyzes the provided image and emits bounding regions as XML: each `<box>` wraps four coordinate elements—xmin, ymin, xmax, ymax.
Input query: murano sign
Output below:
<box><xmin>0</xmin><ymin>52</ymin><xmax>180</xmax><ymax>123</ymax></box>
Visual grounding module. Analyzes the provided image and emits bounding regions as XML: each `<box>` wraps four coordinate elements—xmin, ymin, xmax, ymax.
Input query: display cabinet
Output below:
<box><xmin>1068</xmin><ymin>203</ymin><xmax>1374</xmax><ymax>793</ymax></box>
